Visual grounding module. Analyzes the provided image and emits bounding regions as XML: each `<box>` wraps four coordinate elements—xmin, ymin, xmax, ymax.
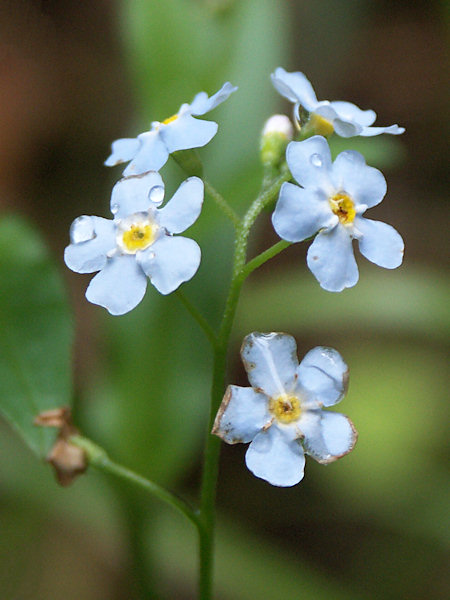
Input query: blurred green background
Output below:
<box><xmin>0</xmin><ymin>1</ymin><xmax>448</xmax><ymax>598</ymax></box>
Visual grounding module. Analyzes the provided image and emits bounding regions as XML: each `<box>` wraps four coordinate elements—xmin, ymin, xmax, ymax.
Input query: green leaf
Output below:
<box><xmin>0</xmin><ymin>215</ymin><xmax>73</xmax><ymax>457</ymax></box>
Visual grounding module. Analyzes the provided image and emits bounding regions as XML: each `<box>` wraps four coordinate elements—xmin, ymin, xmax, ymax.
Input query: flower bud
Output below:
<box><xmin>260</xmin><ymin>115</ymin><xmax>293</xmax><ymax>167</ymax></box>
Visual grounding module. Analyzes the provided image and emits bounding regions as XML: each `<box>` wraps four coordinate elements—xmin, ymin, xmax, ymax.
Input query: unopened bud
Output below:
<box><xmin>260</xmin><ymin>115</ymin><xmax>293</xmax><ymax>167</ymax></box>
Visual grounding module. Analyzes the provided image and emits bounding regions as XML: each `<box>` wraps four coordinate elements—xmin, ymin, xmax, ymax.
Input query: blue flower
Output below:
<box><xmin>105</xmin><ymin>82</ymin><xmax>237</xmax><ymax>176</ymax></box>
<box><xmin>272</xmin><ymin>136</ymin><xmax>404</xmax><ymax>292</ymax></box>
<box><xmin>213</xmin><ymin>332</ymin><xmax>357</xmax><ymax>487</ymax></box>
<box><xmin>271</xmin><ymin>67</ymin><xmax>404</xmax><ymax>137</ymax></box>
<box><xmin>65</xmin><ymin>171</ymin><xmax>203</xmax><ymax>315</ymax></box>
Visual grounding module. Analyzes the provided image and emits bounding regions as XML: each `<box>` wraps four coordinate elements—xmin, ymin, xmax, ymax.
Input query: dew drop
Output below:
<box><xmin>149</xmin><ymin>185</ymin><xmax>164</xmax><ymax>205</ymax></box>
<box><xmin>70</xmin><ymin>216</ymin><xmax>95</xmax><ymax>244</ymax></box>
<box><xmin>310</xmin><ymin>153</ymin><xmax>323</xmax><ymax>167</ymax></box>
<box><xmin>111</xmin><ymin>203</ymin><xmax>119</xmax><ymax>215</ymax></box>
<box><xmin>148</xmin><ymin>251</ymin><xmax>155</xmax><ymax>260</ymax></box>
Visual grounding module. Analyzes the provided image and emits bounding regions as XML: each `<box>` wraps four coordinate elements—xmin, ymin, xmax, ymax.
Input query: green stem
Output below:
<box><xmin>197</xmin><ymin>169</ymin><xmax>291</xmax><ymax>598</ymax></box>
<box><xmin>71</xmin><ymin>436</ymin><xmax>200</xmax><ymax>529</ymax></box>
<box><xmin>204</xmin><ymin>179</ymin><xmax>241</xmax><ymax>228</ymax></box>
<box><xmin>176</xmin><ymin>289</ymin><xmax>218</xmax><ymax>349</ymax></box>
<box><xmin>241</xmin><ymin>240</ymin><xmax>291</xmax><ymax>280</ymax></box>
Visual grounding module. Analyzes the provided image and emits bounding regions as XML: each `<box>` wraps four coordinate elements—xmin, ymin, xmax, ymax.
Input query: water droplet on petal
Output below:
<box><xmin>148</xmin><ymin>251</ymin><xmax>155</xmax><ymax>260</ymax></box>
<box><xmin>111</xmin><ymin>203</ymin><xmax>119</xmax><ymax>215</ymax></box>
<box><xmin>70</xmin><ymin>216</ymin><xmax>95</xmax><ymax>244</ymax></box>
<box><xmin>149</xmin><ymin>185</ymin><xmax>164</xmax><ymax>205</ymax></box>
<box><xmin>310</xmin><ymin>153</ymin><xmax>322</xmax><ymax>167</ymax></box>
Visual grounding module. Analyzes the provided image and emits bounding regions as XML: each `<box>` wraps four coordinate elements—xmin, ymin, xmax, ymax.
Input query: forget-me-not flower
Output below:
<box><xmin>271</xmin><ymin>67</ymin><xmax>404</xmax><ymax>138</ymax></box>
<box><xmin>213</xmin><ymin>332</ymin><xmax>357</xmax><ymax>487</ymax></box>
<box><xmin>65</xmin><ymin>171</ymin><xmax>203</xmax><ymax>315</ymax></box>
<box><xmin>272</xmin><ymin>136</ymin><xmax>404</xmax><ymax>292</ymax></box>
<box><xmin>105</xmin><ymin>82</ymin><xmax>237</xmax><ymax>176</ymax></box>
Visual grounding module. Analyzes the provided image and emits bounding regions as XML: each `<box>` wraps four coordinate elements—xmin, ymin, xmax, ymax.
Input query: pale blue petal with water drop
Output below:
<box><xmin>307</xmin><ymin>226</ymin><xmax>359</xmax><ymax>292</ymax></box>
<box><xmin>356</xmin><ymin>217</ymin><xmax>404</xmax><ymax>269</ymax></box>
<box><xmin>122</xmin><ymin>131</ymin><xmax>169</xmax><ymax>176</ymax></box>
<box><xmin>104</xmin><ymin>138</ymin><xmax>140</xmax><ymax>167</ymax></box>
<box><xmin>331</xmin><ymin>151</ymin><xmax>387</xmax><ymax>209</ymax></box>
<box><xmin>86</xmin><ymin>255</ymin><xmax>148</xmax><ymax>315</ymax></box>
<box><xmin>272</xmin><ymin>182</ymin><xmax>333</xmax><ymax>242</ymax></box>
<box><xmin>157</xmin><ymin>177</ymin><xmax>203</xmax><ymax>234</ymax></box>
<box><xmin>64</xmin><ymin>216</ymin><xmax>116</xmax><ymax>274</ymax></box>
<box><xmin>110</xmin><ymin>171</ymin><xmax>164</xmax><ymax>220</ymax></box>
<box><xmin>137</xmin><ymin>235</ymin><xmax>201</xmax><ymax>295</ymax></box>
<box><xmin>241</xmin><ymin>332</ymin><xmax>299</xmax><ymax>398</ymax></box>
<box><xmin>301</xmin><ymin>410</ymin><xmax>357</xmax><ymax>464</ymax></box>
<box><xmin>213</xmin><ymin>385</ymin><xmax>271</xmax><ymax>444</ymax></box>
<box><xmin>286</xmin><ymin>136</ymin><xmax>334</xmax><ymax>191</ymax></box>
<box><xmin>160</xmin><ymin>113</ymin><xmax>218</xmax><ymax>153</ymax></box>
<box><xmin>296</xmin><ymin>346</ymin><xmax>348</xmax><ymax>408</ymax></box>
<box><xmin>270</xmin><ymin>67</ymin><xmax>318</xmax><ymax>111</ymax></box>
<box><xmin>245</xmin><ymin>426</ymin><xmax>305</xmax><ymax>487</ymax></box>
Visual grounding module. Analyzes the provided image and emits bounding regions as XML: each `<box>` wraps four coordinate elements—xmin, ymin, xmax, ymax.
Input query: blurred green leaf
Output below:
<box><xmin>0</xmin><ymin>215</ymin><xmax>73</xmax><ymax>457</ymax></box>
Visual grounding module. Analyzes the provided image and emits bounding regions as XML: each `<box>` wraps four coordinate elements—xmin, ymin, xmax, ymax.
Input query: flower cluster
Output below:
<box><xmin>64</xmin><ymin>67</ymin><xmax>405</xmax><ymax>487</ymax></box>
<box><xmin>65</xmin><ymin>82</ymin><xmax>236</xmax><ymax>314</ymax></box>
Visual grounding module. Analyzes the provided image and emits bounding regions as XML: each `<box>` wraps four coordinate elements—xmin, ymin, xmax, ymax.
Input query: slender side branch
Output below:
<box><xmin>71</xmin><ymin>436</ymin><xmax>200</xmax><ymax>528</ymax></box>
<box><xmin>240</xmin><ymin>240</ymin><xmax>291</xmax><ymax>281</ymax></box>
<box><xmin>204</xmin><ymin>179</ymin><xmax>241</xmax><ymax>228</ymax></box>
<box><xmin>176</xmin><ymin>289</ymin><xmax>218</xmax><ymax>349</ymax></box>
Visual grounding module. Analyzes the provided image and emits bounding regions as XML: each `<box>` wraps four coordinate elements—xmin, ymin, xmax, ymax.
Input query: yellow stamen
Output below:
<box><xmin>329</xmin><ymin>192</ymin><xmax>356</xmax><ymax>225</ymax></box>
<box><xmin>162</xmin><ymin>113</ymin><xmax>178</xmax><ymax>125</ymax></box>
<box><xmin>269</xmin><ymin>394</ymin><xmax>301</xmax><ymax>424</ymax></box>
<box><xmin>122</xmin><ymin>224</ymin><xmax>156</xmax><ymax>253</ymax></box>
<box><xmin>308</xmin><ymin>113</ymin><xmax>334</xmax><ymax>137</ymax></box>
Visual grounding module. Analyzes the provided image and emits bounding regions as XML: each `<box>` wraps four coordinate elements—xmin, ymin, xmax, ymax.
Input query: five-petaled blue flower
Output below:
<box><xmin>65</xmin><ymin>171</ymin><xmax>203</xmax><ymax>315</ymax></box>
<box><xmin>213</xmin><ymin>332</ymin><xmax>357</xmax><ymax>487</ymax></box>
<box><xmin>272</xmin><ymin>135</ymin><xmax>404</xmax><ymax>292</ymax></box>
<box><xmin>105</xmin><ymin>82</ymin><xmax>237</xmax><ymax>176</ymax></box>
<box><xmin>271</xmin><ymin>67</ymin><xmax>404</xmax><ymax>137</ymax></box>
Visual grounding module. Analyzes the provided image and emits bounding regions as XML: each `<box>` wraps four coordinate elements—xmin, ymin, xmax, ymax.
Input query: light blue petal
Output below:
<box><xmin>212</xmin><ymin>385</ymin><xmax>271</xmax><ymax>444</ymax></box>
<box><xmin>64</xmin><ymin>216</ymin><xmax>115</xmax><ymax>274</ymax></box>
<box><xmin>332</xmin><ymin>151</ymin><xmax>387</xmax><ymax>208</ymax></box>
<box><xmin>245</xmin><ymin>426</ymin><xmax>305</xmax><ymax>487</ymax></box>
<box><xmin>137</xmin><ymin>235</ymin><xmax>201</xmax><ymax>295</ymax></box>
<box><xmin>286</xmin><ymin>137</ymin><xmax>334</xmax><ymax>191</ymax></box>
<box><xmin>271</xmin><ymin>68</ymin><xmax>318</xmax><ymax>112</ymax></box>
<box><xmin>111</xmin><ymin>171</ymin><xmax>164</xmax><ymax>219</ymax></box>
<box><xmin>330</xmin><ymin>118</ymin><xmax>363</xmax><ymax>138</ymax></box>
<box><xmin>360</xmin><ymin>124</ymin><xmax>405</xmax><ymax>136</ymax></box>
<box><xmin>157</xmin><ymin>177</ymin><xmax>203</xmax><ymax>234</ymax></box>
<box><xmin>123</xmin><ymin>131</ymin><xmax>169</xmax><ymax>176</ymax></box>
<box><xmin>329</xmin><ymin>101</ymin><xmax>376</xmax><ymax>127</ymax></box>
<box><xmin>86</xmin><ymin>255</ymin><xmax>147</xmax><ymax>315</ymax></box>
<box><xmin>301</xmin><ymin>410</ymin><xmax>357</xmax><ymax>464</ymax></box>
<box><xmin>272</xmin><ymin>182</ymin><xmax>332</xmax><ymax>242</ymax></box>
<box><xmin>241</xmin><ymin>332</ymin><xmax>299</xmax><ymax>398</ymax></box>
<box><xmin>296</xmin><ymin>347</ymin><xmax>348</xmax><ymax>408</ymax></box>
<box><xmin>307</xmin><ymin>226</ymin><xmax>359</xmax><ymax>292</ymax></box>
<box><xmin>189</xmin><ymin>82</ymin><xmax>238</xmax><ymax>116</ymax></box>
<box><xmin>356</xmin><ymin>217</ymin><xmax>404</xmax><ymax>269</ymax></box>
<box><xmin>104</xmin><ymin>138</ymin><xmax>140</xmax><ymax>167</ymax></box>
<box><xmin>159</xmin><ymin>113</ymin><xmax>218</xmax><ymax>153</ymax></box>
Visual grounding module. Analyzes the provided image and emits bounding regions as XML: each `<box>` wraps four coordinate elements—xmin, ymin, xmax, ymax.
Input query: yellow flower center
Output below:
<box><xmin>121</xmin><ymin>224</ymin><xmax>156</xmax><ymax>253</ymax></box>
<box><xmin>269</xmin><ymin>394</ymin><xmax>301</xmax><ymax>424</ymax></box>
<box><xmin>329</xmin><ymin>192</ymin><xmax>356</xmax><ymax>225</ymax></box>
<box><xmin>162</xmin><ymin>113</ymin><xmax>178</xmax><ymax>125</ymax></box>
<box><xmin>308</xmin><ymin>112</ymin><xmax>334</xmax><ymax>137</ymax></box>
